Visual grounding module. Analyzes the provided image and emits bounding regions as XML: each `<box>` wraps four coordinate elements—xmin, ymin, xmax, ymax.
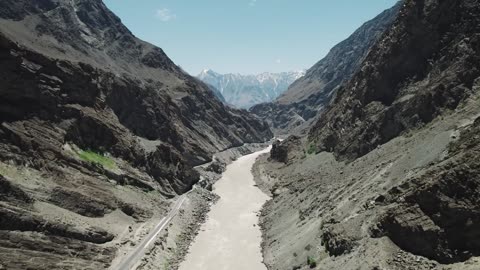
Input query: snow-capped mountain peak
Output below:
<box><xmin>197</xmin><ymin>70</ymin><xmax>305</xmax><ymax>109</ymax></box>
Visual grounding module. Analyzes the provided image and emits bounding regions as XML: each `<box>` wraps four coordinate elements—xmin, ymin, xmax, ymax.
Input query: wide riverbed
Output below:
<box><xmin>178</xmin><ymin>147</ymin><xmax>271</xmax><ymax>270</ymax></box>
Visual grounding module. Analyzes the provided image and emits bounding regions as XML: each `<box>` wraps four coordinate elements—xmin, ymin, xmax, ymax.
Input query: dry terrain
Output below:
<box><xmin>254</xmin><ymin>91</ymin><xmax>480</xmax><ymax>270</ymax></box>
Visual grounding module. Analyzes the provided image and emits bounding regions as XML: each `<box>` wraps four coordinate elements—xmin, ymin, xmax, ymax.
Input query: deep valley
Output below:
<box><xmin>1</xmin><ymin>0</ymin><xmax>480</xmax><ymax>270</ymax></box>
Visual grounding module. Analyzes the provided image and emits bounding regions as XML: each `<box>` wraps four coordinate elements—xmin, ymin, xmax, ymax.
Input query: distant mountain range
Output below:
<box><xmin>197</xmin><ymin>69</ymin><xmax>305</xmax><ymax>109</ymax></box>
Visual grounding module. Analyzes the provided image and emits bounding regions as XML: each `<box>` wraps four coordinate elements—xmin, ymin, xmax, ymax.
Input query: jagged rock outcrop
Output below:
<box><xmin>309</xmin><ymin>0</ymin><xmax>480</xmax><ymax>161</ymax></box>
<box><xmin>375</xmin><ymin>117</ymin><xmax>480</xmax><ymax>264</ymax></box>
<box><xmin>251</xmin><ymin>3</ymin><xmax>401</xmax><ymax>134</ymax></box>
<box><xmin>0</xmin><ymin>0</ymin><xmax>272</xmax><ymax>268</ymax></box>
<box><xmin>321</xmin><ymin>221</ymin><xmax>359</xmax><ymax>257</ymax></box>
<box><xmin>270</xmin><ymin>136</ymin><xmax>303</xmax><ymax>164</ymax></box>
<box><xmin>270</xmin><ymin>140</ymin><xmax>289</xmax><ymax>163</ymax></box>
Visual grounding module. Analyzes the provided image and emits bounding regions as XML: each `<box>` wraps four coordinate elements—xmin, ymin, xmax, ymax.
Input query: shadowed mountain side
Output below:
<box><xmin>0</xmin><ymin>0</ymin><xmax>272</xmax><ymax>268</ymax></box>
<box><xmin>251</xmin><ymin>2</ymin><xmax>401</xmax><ymax>135</ymax></box>
<box><xmin>255</xmin><ymin>0</ymin><xmax>480</xmax><ymax>269</ymax></box>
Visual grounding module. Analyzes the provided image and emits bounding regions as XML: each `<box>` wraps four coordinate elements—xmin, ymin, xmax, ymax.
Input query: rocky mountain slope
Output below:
<box><xmin>197</xmin><ymin>69</ymin><xmax>305</xmax><ymax>109</ymax></box>
<box><xmin>254</xmin><ymin>0</ymin><xmax>480</xmax><ymax>269</ymax></box>
<box><xmin>203</xmin><ymin>83</ymin><xmax>227</xmax><ymax>103</ymax></box>
<box><xmin>0</xmin><ymin>0</ymin><xmax>271</xmax><ymax>269</ymax></box>
<box><xmin>251</xmin><ymin>3</ymin><xmax>401</xmax><ymax>134</ymax></box>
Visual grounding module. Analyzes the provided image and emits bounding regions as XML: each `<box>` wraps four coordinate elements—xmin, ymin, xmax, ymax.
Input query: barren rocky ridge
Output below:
<box><xmin>0</xmin><ymin>0</ymin><xmax>271</xmax><ymax>269</ymax></box>
<box><xmin>251</xmin><ymin>2</ymin><xmax>401</xmax><ymax>135</ymax></box>
<box><xmin>253</xmin><ymin>0</ymin><xmax>480</xmax><ymax>269</ymax></box>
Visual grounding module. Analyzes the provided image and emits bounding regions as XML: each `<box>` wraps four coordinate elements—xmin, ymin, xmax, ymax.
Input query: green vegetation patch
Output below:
<box><xmin>307</xmin><ymin>143</ymin><xmax>317</xmax><ymax>155</ymax></box>
<box><xmin>77</xmin><ymin>150</ymin><xmax>117</xmax><ymax>170</ymax></box>
<box><xmin>307</xmin><ymin>256</ymin><xmax>317</xmax><ymax>268</ymax></box>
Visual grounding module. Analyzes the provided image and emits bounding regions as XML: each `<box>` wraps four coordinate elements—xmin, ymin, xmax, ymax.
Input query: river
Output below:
<box><xmin>178</xmin><ymin>147</ymin><xmax>271</xmax><ymax>270</ymax></box>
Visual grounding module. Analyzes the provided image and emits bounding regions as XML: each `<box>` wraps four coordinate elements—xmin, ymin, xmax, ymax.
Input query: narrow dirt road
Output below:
<box><xmin>179</xmin><ymin>147</ymin><xmax>271</xmax><ymax>270</ymax></box>
<box><xmin>115</xmin><ymin>195</ymin><xmax>187</xmax><ymax>270</ymax></box>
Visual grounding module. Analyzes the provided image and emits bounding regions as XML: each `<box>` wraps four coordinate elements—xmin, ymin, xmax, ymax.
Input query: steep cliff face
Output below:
<box><xmin>254</xmin><ymin>0</ymin><xmax>480</xmax><ymax>269</ymax></box>
<box><xmin>0</xmin><ymin>0</ymin><xmax>272</xmax><ymax>189</ymax></box>
<box><xmin>251</xmin><ymin>3</ymin><xmax>400</xmax><ymax>134</ymax></box>
<box><xmin>0</xmin><ymin>0</ymin><xmax>271</xmax><ymax>268</ymax></box>
<box><xmin>309</xmin><ymin>0</ymin><xmax>480</xmax><ymax>161</ymax></box>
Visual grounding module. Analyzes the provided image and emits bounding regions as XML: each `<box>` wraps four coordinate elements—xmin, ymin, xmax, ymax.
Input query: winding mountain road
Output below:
<box><xmin>116</xmin><ymin>195</ymin><xmax>187</xmax><ymax>270</ymax></box>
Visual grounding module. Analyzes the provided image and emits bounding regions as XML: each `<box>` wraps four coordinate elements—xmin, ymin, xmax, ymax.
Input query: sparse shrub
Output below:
<box><xmin>307</xmin><ymin>143</ymin><xmax>317</xmax><ymax>155</ymax></box>
<box><xmin>76</xmin><ymin>149</ymin><xmax>117</xmax><ymax>170</ymax></box>
<box><xmin>307</xmin><ymin>256</ymin><xmax>317</xmax><ymax>268</ymax></box>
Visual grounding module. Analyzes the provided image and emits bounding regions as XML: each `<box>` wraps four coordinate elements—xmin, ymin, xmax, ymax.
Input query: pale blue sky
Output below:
<box><xmin>104</xmin><ymin>0</ymin><xmax>398</xmax><ymax>75</ymax></box>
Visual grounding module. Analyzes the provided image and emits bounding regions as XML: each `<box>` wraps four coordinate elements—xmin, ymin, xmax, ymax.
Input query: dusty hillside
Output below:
<box><xmin>250</xmin><ymin>3</ymin><xmax>401</xmax><ymax>135</ymax></box>
<box><xmin>254</xmin><ymin>0</ymin><xmax>480</xmax><ymax>269</ymax></box>
<box><xmin>0</xmin><ymin>0</ymin><xmax>271</xmax><ymax>269</ymax></box>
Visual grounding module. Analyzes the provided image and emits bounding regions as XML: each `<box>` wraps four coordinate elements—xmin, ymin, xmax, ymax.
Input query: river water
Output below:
<box><xmin>178</xmin><ymin>147</ymin><xmax>271</xmax><ymax>270</ymax></box>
